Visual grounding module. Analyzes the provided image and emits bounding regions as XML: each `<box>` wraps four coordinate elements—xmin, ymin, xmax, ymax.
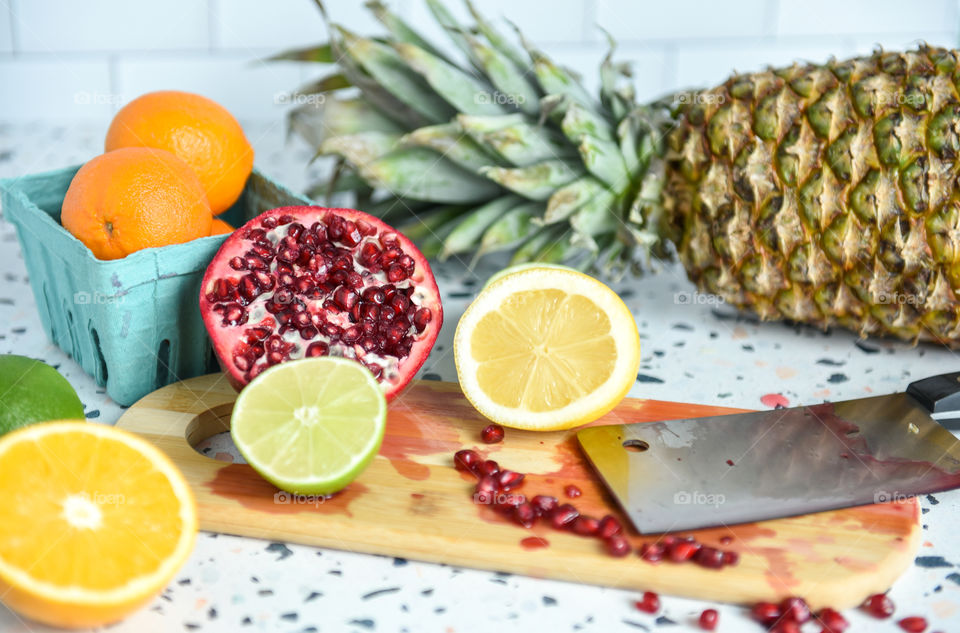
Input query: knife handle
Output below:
<box><xmin>907</xmin><ymin>372</ymin><xmax>960</xmax><ymax>417</ymax></box>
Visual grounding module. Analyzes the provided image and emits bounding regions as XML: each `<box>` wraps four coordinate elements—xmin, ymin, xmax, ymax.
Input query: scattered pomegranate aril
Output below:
<box><xmin>605</xmin><ymin>535</ymin><xmax>632</xmax><ymax>557</ymax></box>
<box><xmin>750</xmin><ymin>602</ymin><xmax>783</xmax><ymax>627</ymax></box>
<box><xmin>564</xmin><ymin>484</ymin><xmax>582</xmax><ymax>498</ymax></box>
<box><xmin>474</xmin><ymin>475</ymin><xmax>499</xmax><ymax>504</ymax></box>
<box><xmin>497</xmin><ymin>470</ymin><xmax>524</xmax><ymax>491</ymax></box>
<box><xmin>634</xmin><ymin>591</ymin><xmax>659</xmax><ymax>614</ymax></box>
<box><xmin>549</xmin><ymin>504</ymin><xmax>580</xmax><ymax>529</ymax></box>
<box><xmin>639</xmin><ymin>542</ymin><xmax>664</xmax><ymax>562</ymax></box>
<box><xmin>454</xmin><ymin>449</ymin><xmax>482</xmax><ymax>475</ymax></box>
<box><xmin>780</xmin><ymin>597</ymin><xmax>810</xmax><ymax>623</ymax></box>
<box><xmin>597</xmin><ymin>515</ymin><xmax>622</xmax><ymax>539</ymax></box>
<box><xmin>512</xmin><ymin>502</ymin><xmax>537</xmax><ymax>528</ymax></box>
<box><xmin>478</xmin><ymin>459</ymin><xmax>500</xmax><ymax>478</ymax></box>
<box><xmin>693</xmin><ymin>546</ymin><xmax>724</xmax><ymax>569</ymax></box>
<box><xmin>816</xmin><ymin>607</ymin><xmax>849</xmax><ymax>632</ymax></box>
<box><xmin>898</xmin><ymin>616</ymin><xmax>928</xmax><ymax>633</ymax></box>
<box><xmin>722</xmin><ymin>550</ymin><xmax>739</xmax><ymax>566</ymax></box>
<box><xmin>771</xmin><ymin>621</ymin><xmax>800</xmax><ymax>633</ymax></box>
<box><xmin>667</xmin><ymin>540</ymin><xmax>700</xmax><ymax>562</ymax></box>
<box><xmin>863</xmin><ymin>593</ymin><xmax>895</xmax><ymax>618</ymax></box>
<box><xmin>698</xmin><ymin>608</ymin><xmax>718</xmax><ymax>630</ymax></box>
<box><xmin>480</xmin><ymin>423</ymin><xmax>505</xmax><ymax>444</ymax></box>
<box><xmin>531</xmin><ymin>495</ymin><xmax>558</xmax><ymax>515</ymax></box>
<box><xmin>571</xmin><ymin>515</ymin><xmax>600</xmax><ymax>536</ymax></box>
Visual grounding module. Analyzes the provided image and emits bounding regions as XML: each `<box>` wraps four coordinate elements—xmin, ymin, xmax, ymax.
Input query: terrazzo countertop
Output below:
<box><xmin>1</xmin><ymin>122</ymin><xmax>959</xmax><ymax>632</ymax></box>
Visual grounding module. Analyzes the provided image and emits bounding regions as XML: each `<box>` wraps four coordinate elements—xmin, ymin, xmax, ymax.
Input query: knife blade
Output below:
<box><xmin>577</xmin><ymin>372</ymin><xmax>960</xmax><ymax>533</ymax></box>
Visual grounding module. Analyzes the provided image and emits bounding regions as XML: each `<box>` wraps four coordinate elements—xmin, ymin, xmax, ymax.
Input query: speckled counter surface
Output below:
<box><xmin>1</xmin><ymin>122</ymin><xmax>958</xmax><ymax>632</ymax></box>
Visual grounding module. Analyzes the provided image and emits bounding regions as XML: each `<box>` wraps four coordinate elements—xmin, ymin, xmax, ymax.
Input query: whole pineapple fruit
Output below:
<box><xmin>277</xmin><ymin>0</ymin><xmax>960</xmax><ymax>345</ymax></box>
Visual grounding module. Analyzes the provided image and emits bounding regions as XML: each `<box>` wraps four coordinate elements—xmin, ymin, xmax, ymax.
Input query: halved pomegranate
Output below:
<box><xmin>199</xmin><ymin>206</ymin><xmax>442</xmax><ymax>400</ymax></box>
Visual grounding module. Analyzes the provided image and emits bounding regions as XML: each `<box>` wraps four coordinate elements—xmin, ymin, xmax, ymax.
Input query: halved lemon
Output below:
<box><xmin>231</xmin><ymin>357</ymin><xmax>387</xmax><ymax>495</ymax></box>
<box><xmin>454</xmin><ymin>268</ymin><xmax>641</xmax><ymax>431</ymax></box>
<box><xmin>0</xmin><ymin>421</ymin><xmax>197</xmax><ymax>629</ymax></box>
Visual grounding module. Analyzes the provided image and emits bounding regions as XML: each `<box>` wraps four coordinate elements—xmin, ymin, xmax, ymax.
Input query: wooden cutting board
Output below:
<box><xmin>117</xmin><ymin>374</ymin><xmax>921</xmax><ymax>609</ymax></box>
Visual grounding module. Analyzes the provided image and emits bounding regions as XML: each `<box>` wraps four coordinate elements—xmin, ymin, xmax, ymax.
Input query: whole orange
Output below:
<box><xmin>105</xmin><ymin>91</ymin><xmax>254</xmax><ymax>215</ymax></box>
<box><xmin>62</xmin><ymin>148</ymin><xmax>213</xmax><ymax>260</ymax></box>
<box><xmin>210</xmin><ymin>218</ymin><xmax>234</xmax><ymax>236</ymax></box>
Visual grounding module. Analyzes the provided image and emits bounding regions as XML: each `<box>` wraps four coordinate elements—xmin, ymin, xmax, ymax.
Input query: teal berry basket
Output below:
<box><xmin>0</xmin><ymin>165</ymin><xmax>312</xmax><ymax>406</ymax></box>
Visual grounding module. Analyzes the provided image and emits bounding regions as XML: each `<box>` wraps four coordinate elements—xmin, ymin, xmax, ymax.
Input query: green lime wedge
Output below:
<box><xmin>482</xmin><ymin>263</ymin><xmax>577</xmax><ymax>290</ymax></box>
<box><xmin>0</xmin><ymin>355</ymin><xmax>85</xmax><ymax>436</ymax></box>
<box><xmin>230</xmin><ymin>357</ymin><xmax>387</xmax><ymax>495</ymax></box>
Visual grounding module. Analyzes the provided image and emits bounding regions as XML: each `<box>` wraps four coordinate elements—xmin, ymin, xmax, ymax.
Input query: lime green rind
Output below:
<box><xmin>230</xmin><ymin>357</ymin><xmax>387</xmax><ymax>496</ymax></box>
<box><xmin>0</xmin><ymin>355</ymin><xmax>85</xmax><ymax>436</ymax></box>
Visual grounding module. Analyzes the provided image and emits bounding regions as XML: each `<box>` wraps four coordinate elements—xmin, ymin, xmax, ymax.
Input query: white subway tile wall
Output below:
<box><xmin>0</xmin><ymin>0</ymin><xmax>957</xmax><ymax>122</ymax></box>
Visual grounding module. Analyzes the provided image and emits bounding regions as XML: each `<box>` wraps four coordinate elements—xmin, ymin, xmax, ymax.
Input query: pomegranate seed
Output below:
<box><xmin>299</xmin><ymin>326</ymin><xmax>318</xmax><ymax>340</ymax></box>
<box><xmin>863</xmin><ymin>593</ymin><xmax>895</xmax><ymax>618</ymax></box>
<box><xmin>722</xmin><ymin>550</ymin><xmax>739</xmax><ymax>566</ymax></box>
<box><xmin>478</xmin><ymin>460</ymin><xmax>500</xmax><ymax>477</ymax></box>
<box><xmin>605</xmin><ymin>535</ymin><xmax>631</xmax><ymax>557</ymax></box>
<box><xmin>286</xmin><ymin>222</ymin><xmax>304</xmax><ymax>239</ymax></box>
<box><xmin>571</xmin><ymin>515</ymin><xmax>600</xmax><ymax>536</ymax></box>
<box><xmin>750</xmin><ymin>602</ymin><xmax>783</xmax><ymax>627</ymax></box>
<box><xmin>233</xmin><ymin>350</ymin><xmax>252</xmax><ymax>372</ymax></box>
<box><xmin>341</xmin><ymin>325</ymin><xmax>361</xmax><ymax>344</ymax></box>
<box><xmin>512</xmin><ymin>502</ymin><xmax>537</xmax><ymax>528</ymax></box>
<box><xmin>223</xmin><ymin>303</ymin><xmax>247</xmax><ymax>326</ymax></box>
<box><xmin>333</xmin><ymin>286</ymin><xmax>359</xmax><ymax>311</ymax></box>
<box><xmin>693</xmin><ymin>546</ymin><xmax>724</xmax><ymax>569</ymax></box>
<box><xmin>639</xmin><ymin>542</ymin><xmax>664</xmax><ymax>562</ymax></box>
<box><xmin>413</xmin><ymin>307</ymin><xmax>432</xmax><ymax>332</ymax></box>
<box><xmin>531</xmin><ymin>495</ymin><xmax>558</xmax><ymax>515</ymax></box>
<box><xmin>305</xmin><ymin>341</ymin><xmax>328</xmax><ymax>357</ymax></box>
<box><xmin>387</xmin><ymin>263</ymin><xmax>407</xmax><ymax>282</ymax></box>
<box><xmin>549</xmin><ymin>504</ymin><xmax>579</xmax><ymax>529</ymax></box>
<box><xmin>898</xmin><ymin>617</ymin><xmax>928</xmax><ymax>633</ymax></box>
<box><xmin>698</xmin><ymin>608</ymin><xmax>718</xmax><ymax>630</ymax></box>
<box><xmin>597</xmin><ymin>515</ymin><xmax>622</xmax><ymax>539</ymax></box>
<box><xmin>667</xmin><ymin>540</ymin><xmax>699</xmax><ymax>562</ymax></box>
<box><xmin>261</xmin><ymin>216</ymin><xmax>278</xmax><ymax>229</ymax></box>
<box><xmin>362</xmin><ymin>287</ymin><xmax>385</xmax><ymax>304</ymax></box>
<box><xmin>278</xmin><ymin>214</ymin><xmax>295</xmax><ymax>224</ymax></box>
<box><xmin>771</xmin><ymin>621</ymin><xmax>800</xmax><ymax>633</ymax></box>
<box><xmin>229</xmin><ymin>256</ymin><xmax>246</xmax><ymax>270</ymax></box>
<box><xmin>564</xmin><ymin>484</ymin><xmax>582</xmax><ymax>498</ymax></box>
<box><xmin>380</xmin><ymin>232</ymin><xmax>398</xmax><ymax>247</ymax></box>
<box><xmin>634</xmin><ymin>591</ymin><xmax>659</xmax><ymax>614</ymax></box>
<box><xmin>356</xmin><ymin>219</ymin><xmax>376</xmax><ymax>236</ymax></box>
<box><xmin>817</xmin><ymin>607</ymin><xmax>849</xmax><ymax>632</ymax></box>
<box><xmin>481</xmin><ymin>424</ymin><xmax>504</xmax><ymax>444</ymax></box>
<box><xmin>453</xmin><ymin>450</ymin><xmax>481</xmax><ymax>474</ymax></box>
<box><xmin>474</xmin><ymin>475</ymin><xmax>498</xmax><ymax>504</ymax></box>
<box><xmin>660</xmin><ymin>535</ymin><xmax>677</xmax><ymax>548</ymax></box>
<box><xmin>497</xmin><ymin>470</ymin><xmax>524</xmax><ymax>491</ymax></box>
<box><xmin>780</xmin><ymin>597</ymin><xmax>810</xmax><ymax>623</ymax></box>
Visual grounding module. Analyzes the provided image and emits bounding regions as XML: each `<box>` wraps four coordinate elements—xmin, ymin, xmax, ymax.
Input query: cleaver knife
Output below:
<box><xmin>577</xmin><ymin>371</ymin><xmax>960</xmax><ymax>533</ymax></box>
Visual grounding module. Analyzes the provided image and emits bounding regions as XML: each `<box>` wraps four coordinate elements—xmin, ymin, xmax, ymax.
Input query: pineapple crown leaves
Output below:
<box><xmin>276</xmin><ymin>0</ymin><xmax>676</xmax><ymax>276</ymax></box>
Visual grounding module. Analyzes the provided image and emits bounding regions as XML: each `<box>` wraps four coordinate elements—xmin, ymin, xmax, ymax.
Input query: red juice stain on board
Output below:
<box><xmin>377</xmin><ymin>397</ymin><xmax>463</xmax><ymax>481</ymax></box>
<box><xmin>205</xmin><ymin>463</ymin><xmax>365</xmax><ymax>516</ymax></box>
<box><xmin>520</xmin><ymin>536</ymin><xmax>550</xmax><ymax>550</ymax></box>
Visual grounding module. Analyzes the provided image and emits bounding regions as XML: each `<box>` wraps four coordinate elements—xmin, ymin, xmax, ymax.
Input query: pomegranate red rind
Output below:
<box><xmin>199</xmin><ymin>206</ymin><xmax>442</xmax><ymax>400</ymax></box>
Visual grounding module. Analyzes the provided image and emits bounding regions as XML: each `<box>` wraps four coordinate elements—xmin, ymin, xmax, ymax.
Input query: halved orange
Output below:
<box><xmin>0</xmin><ymin>421</ymin><xmax>197</xmax><ymax>628</ymax></box>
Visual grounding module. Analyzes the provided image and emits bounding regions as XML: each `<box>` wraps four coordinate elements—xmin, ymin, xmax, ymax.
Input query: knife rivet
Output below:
<box><xmin>908</xmin><ymin>422</ymin><xmax>919</xmax><ymax>434</ymax></box>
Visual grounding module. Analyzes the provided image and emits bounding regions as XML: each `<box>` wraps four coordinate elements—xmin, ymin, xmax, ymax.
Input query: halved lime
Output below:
<box><xmin>230</xmin><ymin>357</ymin><xmax>387</xmax><ymax>495</ymax></box>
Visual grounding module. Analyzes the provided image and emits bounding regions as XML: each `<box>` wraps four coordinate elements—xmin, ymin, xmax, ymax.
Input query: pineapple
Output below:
<box><xmin>276</xmin><ymin>0</ymin><xmax>960</xmax><ymax>345</ymax></box>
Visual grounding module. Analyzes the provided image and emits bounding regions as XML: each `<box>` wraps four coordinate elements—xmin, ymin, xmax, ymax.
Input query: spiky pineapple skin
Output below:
<box><xmin>665</xmin><ymin>46</ymin><xmax>960</xmax><ymax>344</ymax></box>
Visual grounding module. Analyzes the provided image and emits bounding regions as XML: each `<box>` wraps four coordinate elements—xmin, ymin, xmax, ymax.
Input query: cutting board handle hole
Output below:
<box><xmin>186</xmin><ymin>403</ymin><xmax>234</xmax><ymax>449</ymax></box>
<box><xmin>623</xmin><ymin>439</ymin><xmax>649</xmax><ymax>452</ymax></box>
